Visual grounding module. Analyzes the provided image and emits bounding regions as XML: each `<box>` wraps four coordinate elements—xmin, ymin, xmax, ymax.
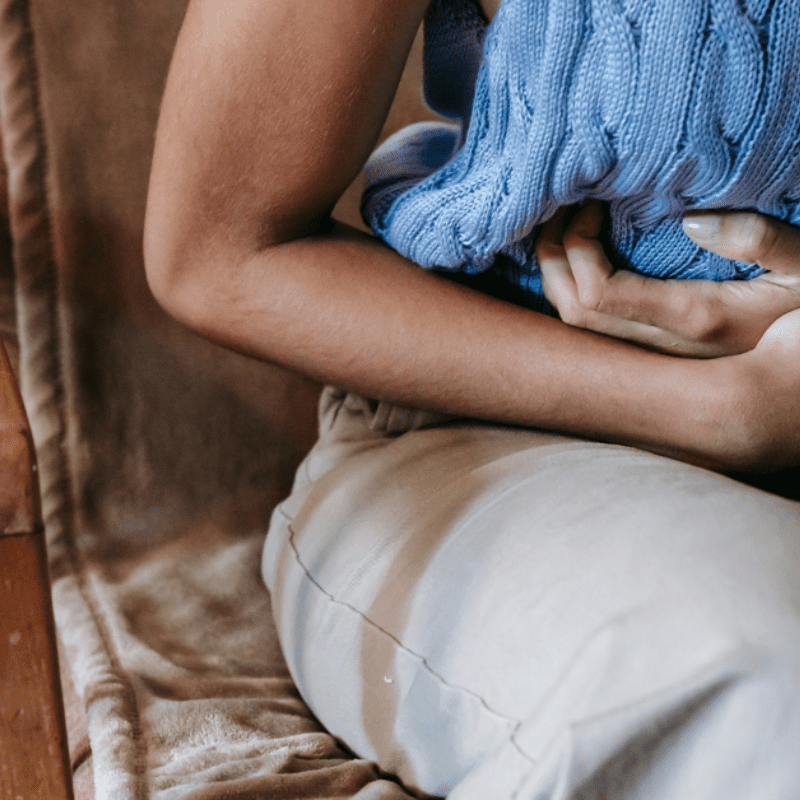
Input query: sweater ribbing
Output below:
<box><xmin>362</xmin><ymin>0</ymin><xmax>800</xmax><ymax>311</ymax></box>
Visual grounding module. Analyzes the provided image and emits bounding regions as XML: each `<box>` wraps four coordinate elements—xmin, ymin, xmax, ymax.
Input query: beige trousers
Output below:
<box><xmin>264</xmin><ymin>387</ymin><xmax>800</xmax><ymax>799</ymax></box>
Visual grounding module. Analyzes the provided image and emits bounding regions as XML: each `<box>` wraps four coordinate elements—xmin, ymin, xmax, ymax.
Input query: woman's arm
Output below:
<box><xmin>143</xmin><ymin>0</ymin><xmax>793</xmax><ymax>471</ymax></box>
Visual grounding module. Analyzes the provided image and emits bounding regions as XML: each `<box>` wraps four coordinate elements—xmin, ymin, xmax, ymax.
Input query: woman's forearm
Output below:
<box><xmin>149</xmin><ymin>217</ymin><xmax>749</xmax><ymax>470</ymax></box>
<box><xmin>144</xmin><ymin>0</ymin><xmax>768</xmax><ymax>472</ymax></box>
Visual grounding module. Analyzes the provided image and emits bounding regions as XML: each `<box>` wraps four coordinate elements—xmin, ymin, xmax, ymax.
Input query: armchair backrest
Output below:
<box><xmin>1</xmin><ymin>0</ymin><xmax>323</xmax><ymax>576</ymax></box>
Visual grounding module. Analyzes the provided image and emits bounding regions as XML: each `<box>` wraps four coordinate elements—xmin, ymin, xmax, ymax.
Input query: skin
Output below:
<box><xmin>144</xmin><ymin>0</ymin><xmax>800</xmax><ymax>473</ymax></box>
<box><xmin>480</xmin><ymin>0</ymin><xmax>501</xmax><ymax>18</ymax></box>
<box><xmin>538</xmin><ymin>202</ymin><xmax>800</xmax><ymax>358</ymax></box>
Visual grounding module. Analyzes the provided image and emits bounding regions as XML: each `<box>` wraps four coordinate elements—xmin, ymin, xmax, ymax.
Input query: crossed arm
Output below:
<box><xmin>144</xmin><ymin>0</ymin><xmax>800</xmax><ymax>472</ymax></box>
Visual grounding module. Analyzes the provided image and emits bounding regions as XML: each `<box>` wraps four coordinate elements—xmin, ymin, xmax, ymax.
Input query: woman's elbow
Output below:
<box><xmin>143</xmin><ymin>167</ymin><xmax>326</xmax><ymax>343</ymax></box>
<box><xmin>142</xmin><ymin>205</ymin><xmax>223</xmax><ymax>334</ymax></box>
<box><xmin>144</xmin><ymin>215</ymin><xmax>188</xmax><ymax>320</ymax></box>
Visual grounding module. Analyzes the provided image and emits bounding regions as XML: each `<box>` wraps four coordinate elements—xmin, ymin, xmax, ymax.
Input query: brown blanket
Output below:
<box><xmin>0</xmin><ymin>0</ymin><xmax>438</xmax><ymax>796</ymax></box>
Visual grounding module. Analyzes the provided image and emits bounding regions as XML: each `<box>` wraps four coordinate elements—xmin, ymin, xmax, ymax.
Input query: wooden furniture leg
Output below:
<box><xmin>0</xmin><ymin>336</ymin><xmax>72</xmax><ymax>800</ymax></box>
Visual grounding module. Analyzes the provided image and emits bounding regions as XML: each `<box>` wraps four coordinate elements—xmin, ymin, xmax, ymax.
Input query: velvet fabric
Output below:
<box><xmin>0</xmin><ymin>0</ymin><xmax>436</xmax><ymax>796</ymax></box>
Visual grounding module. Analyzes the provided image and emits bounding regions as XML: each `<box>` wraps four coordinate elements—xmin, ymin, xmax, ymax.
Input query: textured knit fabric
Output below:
<box><xmin>362</xmin><ymin>0</ymin><xmax>800</xmax><ymax>311</ymax></box>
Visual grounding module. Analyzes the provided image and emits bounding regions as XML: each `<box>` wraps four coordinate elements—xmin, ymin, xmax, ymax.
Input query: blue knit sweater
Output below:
<box><xmin>362</xmin><ymin>0</ymin><xmax>800</xmax><ymax>312</ymax></box>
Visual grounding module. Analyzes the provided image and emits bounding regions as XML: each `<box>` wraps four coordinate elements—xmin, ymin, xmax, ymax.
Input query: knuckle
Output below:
<box><xmin>576</xmin><ymin>275</ymin><xmax>605</xmax><ymax>313</ymax></box>
<box><xmin>560</xmin><ymin>227</ymin><xmax>581</xmax><ymax>251</ymax></box>
<box><xmin>684</xmin><ymin>301</ymin><xmax>726</xmax><ymax>343</ymax></box>
<box><xmin>737</xmin><ymin>214</ymin><xmax>779</xmax><ymax>264</ymax></box>
<box><xmin>557</xmin><ymin>297</ymin><xmax>588</xmax><ymax>328</ymax></box>
<box><xmin>534</xmin><ymin>237</ymin><xmax>564</xmax><ymax>263</ymax></box>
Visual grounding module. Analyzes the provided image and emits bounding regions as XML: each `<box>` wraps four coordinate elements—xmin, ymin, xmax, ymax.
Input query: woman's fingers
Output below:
<box><xmin>541</xmin><ymin>203</ymin><xmax>727</xmax><ymax>347</ymax></box>
<box><xmin>559</xmin><ymin>200</ymin><xmax>615</xmax><ymax>308</ymax></box>
<box><xmin>537</xmin><ymin>206</ymin><xmax>580</xmax><ymax>319</ymax></box>
<box><xmin>558</xmin><ymin>202</ymin><xmax>718</xmax><ymax>335</ymax></box>
<box><xmin>683</xmin><ymin>211</ymin><xmax>800</xmax><ymax>281</ymax></box>
<box><xmin>539</xmin><ymin>202</ymin><xmax>615</xmax><ymax>324</ymax></box>
<box><xmin>538</xmin><ymin>204</ymin><xmax>692</xmax><ymax>351</ymax></box>
<box><xmin>537</xmin><ymin>203</ymin><xmax>800</xmax><ymax>357</ymax></box>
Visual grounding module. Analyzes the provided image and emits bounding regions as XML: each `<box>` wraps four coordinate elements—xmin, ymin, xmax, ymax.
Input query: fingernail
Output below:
<box><xmin>683</xmin><ymin>213</ymin><xmax>721</xmax><ymax>240</ymax></box>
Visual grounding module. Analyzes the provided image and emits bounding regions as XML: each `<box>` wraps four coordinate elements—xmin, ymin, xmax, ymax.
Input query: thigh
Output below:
<box><xmin>263</xmin><ymin>389</ymin><xmax>800</xmax><ymax>799</ymax></box>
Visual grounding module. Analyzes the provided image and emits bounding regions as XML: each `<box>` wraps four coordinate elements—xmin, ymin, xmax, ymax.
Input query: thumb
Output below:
<box><xmin>683</xmin><ymin>211</ymin><xmax>800</xmax><ymax>277</ymax></box>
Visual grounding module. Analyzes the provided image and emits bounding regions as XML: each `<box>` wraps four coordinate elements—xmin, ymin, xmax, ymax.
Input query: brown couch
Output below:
<box><xmin>0</xmin><ymin>0</ymin><xmax>442</xmax><ymax>797</ymax></box>
<box><xmin>7</xmin><ymin>1</ymin><xmax>800</xmax><ymax>797</ymax></box>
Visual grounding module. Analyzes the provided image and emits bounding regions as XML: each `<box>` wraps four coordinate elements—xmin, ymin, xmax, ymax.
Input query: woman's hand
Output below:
<box><xmin>536</xmin><ymin>201</ymin><xmax>800</xmax><ymax>357</ymax></box>
<box><xmin>718</xmin><ymin>308</ymin><xmax>800</xmax><ymax>470</ymax></box>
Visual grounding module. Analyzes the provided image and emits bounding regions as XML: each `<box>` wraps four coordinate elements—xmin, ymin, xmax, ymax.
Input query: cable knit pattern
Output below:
<box><xmin>363</xmin><ymin>0</ymin><xmax>800</xmax><ymax>311</ymax></box>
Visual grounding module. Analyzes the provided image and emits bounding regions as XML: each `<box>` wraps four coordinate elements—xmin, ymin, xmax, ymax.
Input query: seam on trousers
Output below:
<box><xmin>281</xmin><ymin>510</ymin><xmax>531</xmax><ymax>765</ymax></box>
<box><xmin>302</xmin><ymin>451</ymin><xmax>314</xmax><ymax>486</ymax></box>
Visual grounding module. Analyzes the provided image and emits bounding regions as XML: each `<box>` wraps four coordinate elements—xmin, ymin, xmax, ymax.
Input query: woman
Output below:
<box><xmin>145</xmin><ymin>0</ymin><xmax>800</xmax><ymax>796</ymax></box>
